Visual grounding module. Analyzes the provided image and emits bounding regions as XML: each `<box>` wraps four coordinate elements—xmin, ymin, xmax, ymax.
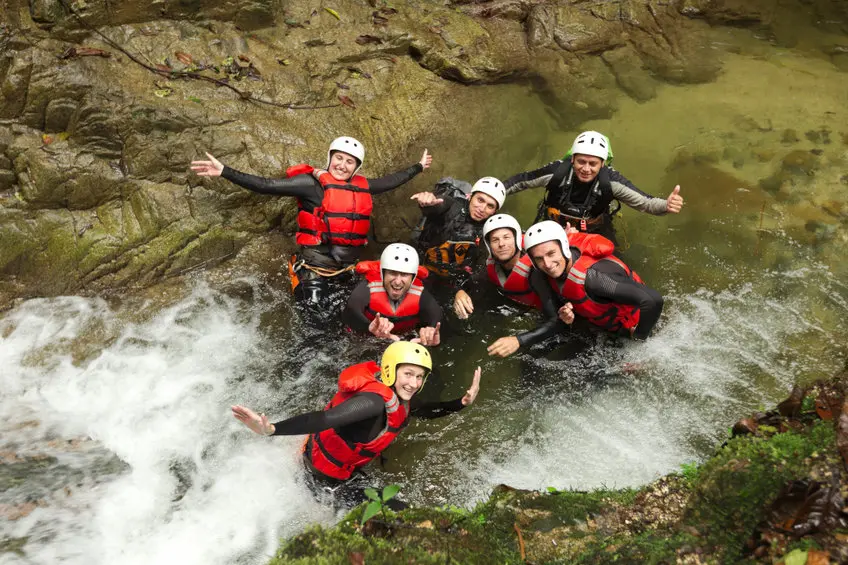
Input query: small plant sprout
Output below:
<box><xmin>361</xmin><ymin>484</ymin><xmax>401</xmax><ymax>525</ymax></box>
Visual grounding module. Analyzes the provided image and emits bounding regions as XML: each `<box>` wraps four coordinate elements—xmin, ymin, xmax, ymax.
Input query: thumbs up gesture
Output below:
<box><xmin>666</xmin><ymin>185</ymin><xmax>683</xmax><ymax>214</ymax></box>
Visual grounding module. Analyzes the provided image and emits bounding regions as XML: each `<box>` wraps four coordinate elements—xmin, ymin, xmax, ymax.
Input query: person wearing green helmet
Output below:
<box><xmin>503</xmin><ymin>131</ymin><xmax>684</xmax><ymax>244</ymax></box>
<box><xmin>231</xmin><ymin>341</ymin><xmax>481</xmax><ymax>509</ymax></box>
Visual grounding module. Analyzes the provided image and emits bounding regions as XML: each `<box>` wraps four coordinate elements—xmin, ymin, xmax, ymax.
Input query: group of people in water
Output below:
<box><xmin>190</xmin><ymin>130</ymin><xmax>684</xmax><ymax>509</ymax></box>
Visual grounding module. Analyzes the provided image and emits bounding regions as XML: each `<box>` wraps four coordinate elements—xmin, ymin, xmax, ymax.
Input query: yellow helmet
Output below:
<box><xmin>380</xmin><ymin>341</ymin><xmax>432</xmax><ymax>387</ymax></box>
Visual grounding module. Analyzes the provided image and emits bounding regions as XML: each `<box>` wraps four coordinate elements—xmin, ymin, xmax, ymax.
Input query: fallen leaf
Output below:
<box><xmin>277</xmin><ymin>58</ymin><xmax>291</xmax><ymax>66</ymax></box>
<box><xmin>335</xmin><ymin>82</ymin><xmax>349</xmax><ymax>90</ymax></box>
<box><xmin>175</xmin><ymin>51</ymin><xmax>193</xmax><ymax>65</ymax></box>
<box><xmin>806</xmin><ymin>550</ymin><xmax>831</xmax><ymax>565</ymax></box>
<box><xmin>76</xmin><ymin>47</ymin><xmax>110</xmax><ymax>57</ymax></box>
<box><xmin>372</xmin><ymin>12</ymin><xmax>389</xmax><ymax>25</ymax></box>
<box><xmin>154</xmin><ymin>88</ymin><xmax>173</xmax><ymax>97</ymax></box>
<box><xmin>338</xmin><ymin>95</ymin><xmax>356</xmax><ymax>108</ymax></box>
<box><xmin>370</xmin><ymin>115</ymin><xmax>381</xmax><ymax>120</ymax></box>
<box><xmin>284</xmin><ymin>18</ymin><xmax>303</xmax><ymax>27</ymax></box>
<box><xmin>155</xmin><ymin>64</ymin><xmax>172</xmax><ymax>73</ymax></box>
<box><xmin>348</xmin><ymin>552</ymin><xmax>364</xmax><ymax>565</ymax></box>
<box><xmin>815</xmin><ymin>397</ymin><xmax>833</xmax><ymax>420</ymax></box>
<box><xmin>188</xmin><ymin>96</ymin><xmax>202</xmax><ymax>103</ymax></box>
<box><xmin>355</xmin><ymin>34</ymin><xmax>383</xmax><ymax>45</ymax></box>
<box><xmin>310</xmin><ymin>9</ymin><xmax>318</xmax><ymax>16</ymax></box>
<box><xmin>304</xmin><ymin>39</ymin><xmax>337</xmax><ymax>47</ymax></box>
<box><xmin>42</xmin><ymin>134</ymin><xmax>54</xmax><ymax>145</ymax></box>
<box><xmin>777</xmin><ymin>385</ymin><xmax>805</xmax><ymax>418</ymax></box>
<box><xmin>732</xmin><ymin>417</ymin><xmax>759</xmax><ymax>437</ymax></box>
<box><xmin>379</xmin><ymin>7</ymin><xmax>398</xmax><ymax>15</ymax></box>
<box><xmin>324</xmin><ymin>7</ymin><xmax>341</xmax><ymax>20</ymax></box>
<box><xmin>238</xmin><ymin>54</ymin><xmax>250</xmax><ymax>63</ymax></box>
<box><xmin>361</xmin><ymin>71</ymin><xmax>372</xmax><ymax>79</ymax></box>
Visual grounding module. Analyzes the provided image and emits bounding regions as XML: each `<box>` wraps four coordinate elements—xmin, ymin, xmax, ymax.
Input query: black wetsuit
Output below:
<box><xmin>415</xmin><ymin>195</ymin><xmax>485</xmax><ymax>290</ymax></box>
<box><xmin>221</xmin><ymin>164</ymin><xmax>423</xmax><ymax>322</ymax></box>
<box><xmin>343</xmin><ymin>282</ymin><xmax>443</xmax><ymax>334</ymax></box>
<box><xmin>524</xmin><ymin>246</ymin><xmax>664</xmax><ymax>342</ymax></box>
<box><xmin>504</xmin><ymin>160</ymin><xmax>668</xmax><ymax>244</ymax></box>
<box><xmin>271</xmin><ymin>393</ymin><xmax>464</xmax><ymax>509</ymax></box>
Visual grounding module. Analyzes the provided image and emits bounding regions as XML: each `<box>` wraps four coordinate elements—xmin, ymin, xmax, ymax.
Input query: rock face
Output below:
<box><xmin>0</xmin><ymin>0</ymin><xmax>831</xmax><ymax>307</ymax></box>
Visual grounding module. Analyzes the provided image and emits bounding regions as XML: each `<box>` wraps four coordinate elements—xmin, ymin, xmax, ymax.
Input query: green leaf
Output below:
<box><xmin>154</xmin><ymin>88</ymin><xmax>173</xmax><ymax>98</ymax></box>
<box><xmin>361</xmin><ymin>500</ymin><xmax>381</xmax><ymax>524</ymax></box>
<box><xmin>546</xmin><ymin>486</ymin><xmax>558</xmax><ymax>494</ymax></box>
<box><xmin>782</xmin><ymin>549</ymin><xmax>808</xmax><ymax>565</ymax></box>
<box><xmin>382</xmin><ymin>484</ymin><xmax>400</xmax><ymax>502</ymax></box>
<box><xmin>324</xmin><ymin>7</ymin><xmax>341</xmax><ymax>20</ymax></box>
<box><xmin>364</xmin><ymin>488</ymin><xmax>379</xmax><ymax>501</ymax></box>
<box><xmin>188</xmin><ymin>96</ymin><xmax>202</xmax><ymax>103</ymax></box>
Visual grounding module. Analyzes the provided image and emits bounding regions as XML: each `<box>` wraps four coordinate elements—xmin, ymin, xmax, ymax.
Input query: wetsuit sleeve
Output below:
<box><xmin>420</xmin><ymin>194</ymin><xmax>455</xmax><ymax>217</ymax></box>
<box><xmin>584</xmin><ymin>262</ymin><xmax>664</xmax><ymax>340</ymax></box>
<box><xmin>516</xmin><ymin>269</ymin><xmax>567</xmax><ymax>347</ymax></box>
<box><xmin>368</xmin><ymin>164</ymin><xmax>424</xmax><ymax>195</ymax></box>
<box><xmin>270</xmin><ymin>393</ymin><xmax>385</xmax><ymax>435</ymax></box>
<box><xmin>409</xmin><ymin>397</ymin><xmax>465</xmax><ymax>419</ymax></box>
<box><xmin>418</xmin><ymin>289</ymin><xmax>443</xmax><ymax>327</ymax></box>
<box><xmin>504</xmin><ymin>160</ymin><xmax>561</xmax><ymax>194</ymax></box>
<box><xmin>221</xmin><ymin>166</ymin><xmax>320</xmax><ymax>198</ymax></box>
<box><xmin>342</xmin><ymin>281</ymin><xmax>372</xmax><ymax>332</ymax></box>
<box><xmin>608</xmin><ymin>169</ymin><xmax>669</xmax><ymax>215</ymax></box>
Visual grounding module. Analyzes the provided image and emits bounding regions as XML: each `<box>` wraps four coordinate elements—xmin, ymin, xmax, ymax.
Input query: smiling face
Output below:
<box><xmin>487</xmin><ymin>227</ymin><xmax>517</xmax><ymax>263</ymax></box>
<box><xmin>571</xmin><ymin>154</ymin><xmax>603</xmax><ymax>183</ymax></box>
<box><xmin>468</xmin><ymin>192</ymin><xmax>499</xmax><ymax>222</ymax></box>
<box><xmin>328</xmin><ymin>151</ymin><xmax>359</xmax><ymax>181</ymax></box>
<box><xmin>393</xmin><ymin>363</ymin><xmax>427</xmax><ymax>401</ymax></box>
<box><xmin>382</xmin><ymin>269</ymin><xmax>414</xmax><ymax>301</ymax></box>
<box><xmin>528</xmin><ymin>240</ymin><xmax>569</xmax><ymax>279</ymax></box>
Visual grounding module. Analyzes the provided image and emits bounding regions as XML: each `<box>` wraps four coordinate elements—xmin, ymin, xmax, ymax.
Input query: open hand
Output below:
<box><xmin>232</xmin><ymin>405</ymin><xmax>273</xmax><ymax>436</ymax></box>
<box><xmin>487</xmin><ymin>336</ymin><xmax>520</xmax><ymax>358</ymax></box>
<box><xmin>461</xmin><ymin>366</ymin><xmax>482</xmax><ymax>406</ymax></box>
<box><xmin>419</xmin><ymin>149</ymin><xmax>432</xmax><ymax>170</ymax></box>
<box><xmin>190</xmin><ymin>152</ymin><xmax>224</xmax><ymax>177</ymax></box>
<box><xmin>558</xmin><ymin>302</ymin><xmax>574</xmax><ymax>324</ymax></box>
<box><xmin>453</xmin><ymin>290</ymin><xmax>474</xmax><ymax>319</ymax></box>
<box><xmin>413</xmin><ymin>322</ymin><xmax>441</xmax><ymax>346</ymax></box>
<box><xmin>410</xmin><ymin>192</ymin><xmax>444</xmax><ymax>207</ymax></box>
<box><xmin>666</xmin><ymin>185</ymin><xmax>683</xmax><ymax>213</ymax></box>
<box><xmin>369</xmin><ymin>313</ymin><xmax>400</xmax><ymax>341</ymax></box>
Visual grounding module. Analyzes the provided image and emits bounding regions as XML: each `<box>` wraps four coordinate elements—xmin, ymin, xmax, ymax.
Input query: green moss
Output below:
<box><xmin>684</xmin><ymin>421</ymin><xmax>836</xmax><ymax>559</ymax></box>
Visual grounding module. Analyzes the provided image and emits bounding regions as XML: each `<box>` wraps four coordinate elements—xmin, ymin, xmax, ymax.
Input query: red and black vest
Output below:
<box><xmin>554</xmin><ymin>233</ymin><xmax>642</xmax><ymax>332</ymax></box>
<box><xmin>308</xmin><ymin>361</ymin><xmax>409</xmax><ymax>480</ymax></box>
<box><xmin>486</xmin><ymin>254</ymin><xmax>542</xmax><ymax>310</ymax></box>
<box><xmin>355</xmin><ymin>261</ymin><xmax>429</xmax><ymax>334</ymax></box>
<box><xmin>288</xmin><ymin>164</ymin><xmax>373</xmax><ymax>248</ymax></box>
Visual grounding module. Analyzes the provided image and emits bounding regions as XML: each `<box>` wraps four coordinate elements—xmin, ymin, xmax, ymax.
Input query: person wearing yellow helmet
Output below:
<box><xmin>231</xmin><ymin>341</ymin><xmax>481</xmax><ymax>509</ymax></box>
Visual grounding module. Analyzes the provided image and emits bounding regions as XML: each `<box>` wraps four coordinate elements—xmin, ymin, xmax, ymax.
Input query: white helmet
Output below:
<box><xmin>482</xmin><ymin>213</ymin><xmax>522</xmax><ymax>257</ymax></box>
<box><xmin>522</xmin><ymin>220</ymin><xmax>572</xmax><ymax>261</ymax></box>
<box><xmin>570</xmin><ymin>131</ymin><xmax>609</xmax><ymax>162</ymax></box>
<box><xmin>380</xmin><ymin>243</ymin><xmax>419</xmax><ymax>276</ymax></box>
<box><xmin>470</xmin><ymin>177</ymin><xmax>506</xmax><ymax>210</ymax></box>
<box><xmin>326</xmin><ymin>136</ymin><xmax>365</xmax><ymax>175</ymax></box>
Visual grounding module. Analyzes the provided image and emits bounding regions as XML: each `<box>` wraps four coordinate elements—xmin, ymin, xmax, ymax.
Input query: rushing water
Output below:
<box><xmin>3</xmin><ymin>15</ymin><xmax>848</xmax><ymax>565</ymax></box>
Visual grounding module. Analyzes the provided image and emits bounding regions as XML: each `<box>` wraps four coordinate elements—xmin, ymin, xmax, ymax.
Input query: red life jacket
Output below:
<box><xmin>486</xmin><ymin>254</ymin><xmax>542</xmax><ymax>310</ymax></box>
<box><xmin>290</xmin><ymin>165</ymin><xmax>372</xmax><ymax>247</ymax></box>
<box><xmin>554</xmin><ymin>233</ymin><xmax>643</xmax><ymax>332</ymax></box>
<box><xmin>308</xmin><ymin>361</ymin><xmax>409</xmax><ymax>480</ymax></box>
<box><xmin>354</xmin><ymin>261</ymin><xmax>429</xmax><ymax>334</ymax></box>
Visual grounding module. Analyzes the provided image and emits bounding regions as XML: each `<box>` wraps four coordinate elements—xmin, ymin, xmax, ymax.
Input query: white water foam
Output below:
<box><xmin>0</xmin><ymin>283</ymin><xmax>332</xmax><ymax>565</ymax></box>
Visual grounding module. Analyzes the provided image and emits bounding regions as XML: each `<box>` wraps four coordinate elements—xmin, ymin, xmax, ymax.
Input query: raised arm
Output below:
<box><xmin>608</xmin><ymin>169</ymin><xmax>671</xmax><ymax>215</ymax></box>
<box><xmin>221</xmin><ymin>166</ymin><xmax>320</xmax><ymax>198</ymax></box>
<box><xmin>504</xmin><ymin>160</ymin><xmax>561</xmax><ymax>195</ymax></box>
<box><xmin>231</xmin><ymin>393</ymin><xmax>385</xmax><ymax>436</ymax></box>
<box><xmin>369</xmin><ymin>149</ymin><xmax>432</xmax><ymax>194</ymax></box>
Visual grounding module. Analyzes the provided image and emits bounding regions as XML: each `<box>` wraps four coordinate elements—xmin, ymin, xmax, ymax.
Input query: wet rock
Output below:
<box><xmin>551</xmin><ymin>4</ymin><xmax>626</xmax><ymax>54</ymax></box>
<box><xmin>805</xmin><ymin>127</ymin><xmax>831</xmax><ymax>144</ymax></box>
<box><xmin>677</xmin><ymin>0</ymin><xmax>765</xmax><ymax>25</ymax></box>
<box><xmin>526</xmin><ymin>5</ymin><xmax>556</xmax><ymax>49</ymax></box>
<box><xmin>781</xmin><ymin>128</ymin><xmax>799</xmax><ymax>143</ymax></box>
<box><xmin>601</xmin><ymin>46</ymin><xmax>659</xmax><ymax>102</ymax></box>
